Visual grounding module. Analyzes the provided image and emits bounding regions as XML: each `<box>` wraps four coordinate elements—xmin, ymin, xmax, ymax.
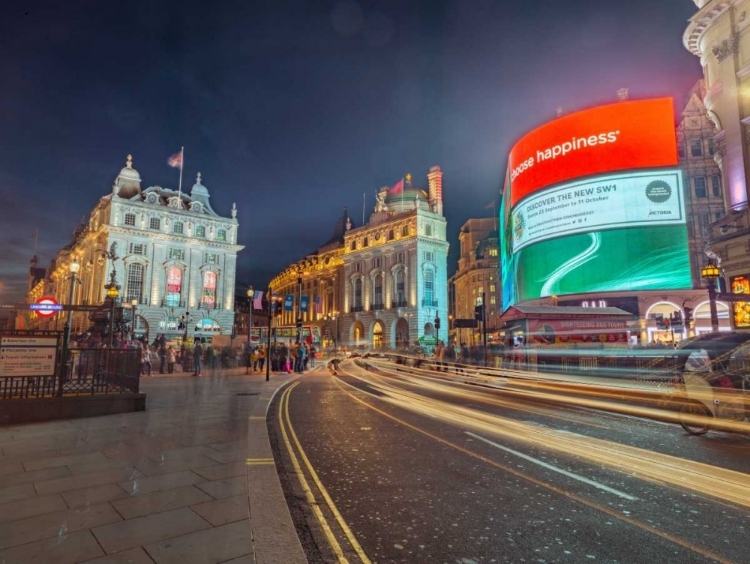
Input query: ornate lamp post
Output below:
<box><xmin>131</xmin><ymin>298</ymin><xmax>138</xmax><ymax>339</ymax></box>
<box><xmin>59</xmin><ymin>260</ymin><xmax>80</xmax><ymax>393</ymax></box>
<box><xmin>246</xmin><ymin>286</ymin><xmax>254</xmax><ymax>374</ymax></box>
<box><xmin>701</xmin><ymin>260</ymin><xmax>721</xmax><ymax>332</ymax></box>
<box><xmin>105</xmin><ymin>271</ymin><xmax>120</xmax><ymax>349</ymax></box>
<box><xmin>265</xmin><ymin>290</ymin><xmax>283</xmax><ymax>382</ymax></box>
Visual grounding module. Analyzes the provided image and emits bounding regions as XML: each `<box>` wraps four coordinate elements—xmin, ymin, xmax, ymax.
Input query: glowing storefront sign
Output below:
<box><xmin>730</xmin><ymin>275</ymin><xmax>750</xmax><ymax>328</ymax></box>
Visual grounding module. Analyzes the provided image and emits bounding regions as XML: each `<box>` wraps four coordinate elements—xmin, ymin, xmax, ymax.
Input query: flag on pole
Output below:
<box><xmin>167</xmin><ymin>150</ymin><xmax>183</xmax><ymax>169</ymax></box>
<box><xmin>389</xmin><ymin>178</ymin><xmax>404</xmax><ymax>194</ymax></box>
<box><xmin>314</xmin><ymin>295</ymin><xmax>322</xmax><ymax>313</ymax></box>
<box><xmin>252</xmin><ymin>291</ymin><xmax>264</xmax><ymax>310</ymax></box>
<box><xmin>485</xmin><ymin>199</ymin><xmax>495</xmax><ymax>210</ymax></box>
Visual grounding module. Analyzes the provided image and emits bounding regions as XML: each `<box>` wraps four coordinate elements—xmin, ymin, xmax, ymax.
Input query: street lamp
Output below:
<box><xmin>105</xmin><ymin>270</ymin><xmax>120</xmax><ymax>349</ymax></box>
<box><xmin>265</xmin><ymin>289</ymin><xmax>283</xmax><ymax>382</ymax></box>
<box><xmin>59</xmin><ymin>260</ymin><xmax>80</xmax><ymax>394</ymax></box>
<box><xmin>246</xmin><ymin>286</ymin><xmax>254</xmax><ymax>374</ymax></box>
<box><xmin>131</xmin><ymin>298</ymin><xmax>138</xmax><ymax>339</ymax></box>
<box><xmin>701</xmin><ymin>260</ymin><xmax>721</xmax><ymax>332</ymax></box>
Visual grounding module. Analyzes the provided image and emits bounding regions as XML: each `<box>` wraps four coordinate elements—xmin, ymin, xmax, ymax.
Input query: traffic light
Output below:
<box><xmin>683</xmin><ymin>306</ymin><xmax>693</xmax><ymax>326</ymax></box>
<box><xmin>434</xmin><ymin>316</ymin><xmax>441</xmax><ymax>330</ymax></box>
<box><xmin>474</xmin><ymin>305</ymin><xmax>484</xmax><ymax>322</ymax></box>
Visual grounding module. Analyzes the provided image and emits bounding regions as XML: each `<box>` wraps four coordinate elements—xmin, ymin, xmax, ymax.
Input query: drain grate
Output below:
<box><xmin>236</xmin><ymin>392</ymin><xmax>260</xmax><ymax>396</ymax></box>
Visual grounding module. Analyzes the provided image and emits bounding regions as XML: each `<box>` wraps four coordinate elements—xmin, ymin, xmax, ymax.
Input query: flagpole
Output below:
<box><xmin>177</xmin><ymin>147</ymin><xmax>184</xmax><ymax>201</ymax></box>
<box><xmin>401</xmin><ymin>177</ymin><xmax>404</xmax><ymax>209</ymax></box>
<box><xmin>33</xmin><ymin>228</ymin><xmax>38</xmax><ymax>256</ymax></box>
<box><xmin>362</xmin><ymin>192</ymin><xmax>365</xmax><ymax>225</ymax></box>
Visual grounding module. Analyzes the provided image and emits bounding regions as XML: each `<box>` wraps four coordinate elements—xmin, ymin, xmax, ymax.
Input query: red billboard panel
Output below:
<box><xmin>508</xmin><ymin>98</ymin><xmax>678</xmax><ymax>207</ymax></box>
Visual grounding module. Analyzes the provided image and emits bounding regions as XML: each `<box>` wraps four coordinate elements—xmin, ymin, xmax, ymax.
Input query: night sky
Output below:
<box><xmin>0</xmin><ymin>0</ymin><xmax>701</xmax><ymax>303</ymax></box>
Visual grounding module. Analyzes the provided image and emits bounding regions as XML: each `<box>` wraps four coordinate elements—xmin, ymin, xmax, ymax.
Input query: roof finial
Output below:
<box><xmin>196</xmin><ymin>172</ymin><xmax>202</xmax><ymax>184</ymax></box>
<box><xmin>555</xmin><ymin>106</ymin><xmax>564</xmax><ymax>117</ymax></box>
<box><xmin>126</xmin><ymin>154</ymin><xmax>133</xmax><ymax>169</ymax></box>
<box><xmin>617</xmin><ymin>87</ymin><xmax>629</xmax><ymax>101</ymax></box>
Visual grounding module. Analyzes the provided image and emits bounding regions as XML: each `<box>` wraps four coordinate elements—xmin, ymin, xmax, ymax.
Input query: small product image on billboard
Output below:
<box><xmin>730</xmin><ymin>275</ymin><xmax>750</xmax><ymax>328</ymax></box>
<box><xmin>500</xmin><ymin>98</ymin><xmax>692</xmax><ymax>309</ymax></box>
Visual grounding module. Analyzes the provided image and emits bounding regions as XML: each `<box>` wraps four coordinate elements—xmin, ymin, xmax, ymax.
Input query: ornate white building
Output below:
<box><xmin>24</xmin><ymin>155</ymin><xmax>244</xmax><ymax>344</ymax></box>
<box><xmin>270</xmin><ymin>167</ymin><xmax>449</xmax><ymax>350</ymax></box>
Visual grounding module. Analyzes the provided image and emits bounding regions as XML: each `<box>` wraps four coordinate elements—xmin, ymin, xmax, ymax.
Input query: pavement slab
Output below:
<box><xmin>0</xmin><ymin>370</ymin><xmax>305</xmax><ymax>564</ymax></box>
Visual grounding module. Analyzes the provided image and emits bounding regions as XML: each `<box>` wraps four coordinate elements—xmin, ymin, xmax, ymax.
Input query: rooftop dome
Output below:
<box><xmin>384</xmin><ymin>187</ymin><xmax>428</xmax><ymax>204</ymax></box>
<box><xmin>114</xmin><ymin>154</ymin><xmax>142</xmax><ymax>199</ymax></box>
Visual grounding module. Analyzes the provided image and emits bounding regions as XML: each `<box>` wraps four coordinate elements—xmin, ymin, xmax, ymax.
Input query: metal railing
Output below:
<box><xmin>0</xmin><ymin>349</ymin><xmax>141</xmax><ymax>400</ymax></box>
<box><xmin>350</xmin><ymin>305</ymin><xmax>364</xmax><ymax>313</ymax></box>
<box><xmin>391</xmin><ymin>299</ymin><xmax>408</xmax><ymax>308</ymax></box>
<box><xmin>422</xmin><ymin>299</ymin><xmax>438</xmax><ymax>308</ymax></box>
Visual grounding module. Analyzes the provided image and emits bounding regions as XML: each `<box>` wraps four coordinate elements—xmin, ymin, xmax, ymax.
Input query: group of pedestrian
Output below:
<box><xmin>259</xmin><ymin>341</ymin><xmax>317</xmax><ymax>374</ymax></box>
<box><xmin>432</xmin><ymin>341</ymin><xmax>475</xmax><ymax>372</ymax></box>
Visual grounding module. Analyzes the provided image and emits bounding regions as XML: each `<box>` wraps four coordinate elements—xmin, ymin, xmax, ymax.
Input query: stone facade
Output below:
<box><xmin>449</xmin><ymin>218</ymin><xmax>502</xmax><ymax>344</ymax></box>
<box><xmin>269</xmin><ymin>167</ymin><xmax>449</xmax><ymax>350</ymax></box>
<box><xmin>24</xmin><ymin>156</ymin><xmax>244</xmax><ymax>345</ymax></box>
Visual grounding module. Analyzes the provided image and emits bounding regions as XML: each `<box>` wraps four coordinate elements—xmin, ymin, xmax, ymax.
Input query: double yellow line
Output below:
<box><xmin>278</xmin><ymin>381</ymin><xmax>371</xmax><ymax>564</ymax></box>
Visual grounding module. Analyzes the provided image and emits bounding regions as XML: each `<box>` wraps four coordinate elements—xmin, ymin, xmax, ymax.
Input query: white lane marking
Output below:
<box><xmin>465</xmin><ymin>431</ymin><xmax>638</xmax><ymax>501</ymax></box>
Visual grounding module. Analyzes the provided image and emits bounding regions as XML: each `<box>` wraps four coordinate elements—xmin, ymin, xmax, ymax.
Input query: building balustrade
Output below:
<box><xmin>350</xmin><ymin>305</ymin><xmax>364</xmax><ymax>313</ymax></box>
<box><xmin>422</xmin><ymin>299</ymin><xmax>438</xmax><ymax>308</ymax></box>
<box><xmin>373</xmin><ymin>302</ymin><xmax>385</xmax><ymax>310</ymax></box>
<box><xmin>161</xmin><ymin>299</ymin><xmax>186</xmax><ymax>308</ymax></box>
<box><xmin>391</xmin><ymin>299</ymin><xmax>408</xmax><ymax>308</ymax></box>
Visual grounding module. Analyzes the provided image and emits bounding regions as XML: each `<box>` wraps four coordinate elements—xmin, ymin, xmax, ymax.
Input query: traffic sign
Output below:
<box><xmin>33</xmin><ymin>297</ymin><xmax>60</xmax><ymax>318</ymax></box>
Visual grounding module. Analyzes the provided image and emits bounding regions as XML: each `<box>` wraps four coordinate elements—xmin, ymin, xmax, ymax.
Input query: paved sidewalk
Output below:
<box><xmin>0</xmin><ymin>369</ymin><xmax>308</xmax><ymax>564</ymax></box>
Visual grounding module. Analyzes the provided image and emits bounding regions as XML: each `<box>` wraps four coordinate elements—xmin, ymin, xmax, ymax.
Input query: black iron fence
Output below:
<box><xmin>0</xmin><ymin>349</ymin><xmax>141</xmax><ymax>400</ymax></box>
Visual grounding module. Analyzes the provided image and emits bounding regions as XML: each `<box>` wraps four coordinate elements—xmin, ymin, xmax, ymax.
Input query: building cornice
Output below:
<box><xmin>684</xmin><ymin>0</ymin><xmax>734</xmax><ymax>56</ymax></box>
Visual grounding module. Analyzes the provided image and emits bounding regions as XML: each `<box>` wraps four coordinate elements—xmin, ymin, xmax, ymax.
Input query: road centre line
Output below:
<box><xmin>465</xmin><ymin>431</ymin><xmax>637</xmax><ymax>501</ymax></box>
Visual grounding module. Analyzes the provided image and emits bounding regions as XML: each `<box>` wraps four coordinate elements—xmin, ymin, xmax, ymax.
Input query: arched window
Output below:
<box><xmin>354</xmin><ymin>278</ymin><xmax>363</xmax><ymax>310</ymax></box>
<box><xmin>201</xmin><ymin>271</ymin><xmax>217</xmax><ymax>309</ymax></box>
<box><xmin>424</xmin><ymin>269</ymin><xmax>435</xmax><ymax>307</ymax></box>
<box><xmin>395</xmin><ymin>270</ymin><xmax>406</xmax><ymax>307</ymax></box>
<box><xmin>165</xmin><ymin>267</ymin><xmax>182</xmax><ymax>307</ymax></box>
<box><xmin>374</xmin><ymin>274</ymin><xmax>383</xmax><ymax>309</ymax></box>
<box><xmin>126</xmin><ymin>263</ymin><xmax>144</xmax><ymax>303</ymax></box>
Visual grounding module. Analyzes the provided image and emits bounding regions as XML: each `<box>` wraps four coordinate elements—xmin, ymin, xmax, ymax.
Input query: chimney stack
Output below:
<box><xmin>427</xmin><ymin>166</ymin><xmax>443</xmax><ymax>216</ymax></box>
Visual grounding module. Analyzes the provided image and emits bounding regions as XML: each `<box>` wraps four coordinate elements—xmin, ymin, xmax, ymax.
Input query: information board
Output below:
<box><xmin>0</xmin><ymin>336</ymin><xmax>58</xmax><ymax>377</ymax></box>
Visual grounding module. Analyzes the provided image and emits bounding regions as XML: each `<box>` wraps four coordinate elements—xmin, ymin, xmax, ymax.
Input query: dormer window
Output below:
<box><xmin>217</xmin><ymin>229</ymin><xmax>227</xmax><ymax>242</ymax></box>
<box><xmin>196</xmin><ymin>225</ymin><xmax>205</xmax><ymax>238</ymax></box>
<box><xmin>173</xmin><ymin>222</ymin><xmax>184</xmax><ymax>235</ymax></box>
<box><xmin>124</xmin><ymin>213</ymin><xmax>136</xmax><ymax>226</ymax></box>
<box><xmin>149</xmin><ymin>217</ymin><xmax>161</xmax><ymax>230</ymax></box>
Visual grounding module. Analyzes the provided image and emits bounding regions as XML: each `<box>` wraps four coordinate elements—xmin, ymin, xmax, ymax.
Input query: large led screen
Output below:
<box><xmin>501</xmin><ymin>98</ymin><xmax>692</xmax><ymax>309</ymax></box>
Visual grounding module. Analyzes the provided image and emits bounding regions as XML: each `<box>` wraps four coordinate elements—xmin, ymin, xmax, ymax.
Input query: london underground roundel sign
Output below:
<box><xmin>33</xmin><ymin>296</ymin><xmax>61</xmax><ymax>318</ymax></box>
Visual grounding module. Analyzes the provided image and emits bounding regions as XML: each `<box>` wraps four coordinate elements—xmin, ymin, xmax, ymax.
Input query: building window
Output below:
<box><xmin>490</xmin><ymin>295</ymin><xmax>496</xmax><ymax>305</ymax></box>
<box><xmin>124</xmin><ymin>213</ymin><xmax>136</xmax><ymax>226</ymax></box>
<box><xmin>694</xmin><ymin>177</ymin><xmax>707</xmax><ymax>198</ymax></box>
<box><xmin>128</xmin><ymin>243</ymin><xmax>146</xmax><ymax>255</ymax></box>
<box><xmin>149</xmin><ymin>217</ymin><xmax>161</xmax><ymax>230</ymax></box>
<box><xmin>173</xmin><ymin>222</ymin><xmax>184</xmax><ymax>235</ymax></box>
<box><xmin>205</xmin><ymin>253</ymin><xmax>218</xmax><ymax>264</ymax></box>
<box><xmin>401</xmin><ymin>225</ymin><xmax>409</xmax><ymax>237</ymax></box>
<box><xmin>424</xmin><ymin>270</ymin><xmax>435</xmax><ymax>307</ymax></box>
<box><xmin>354</xmin><ymin>278</ymin><xmax>363</xmax><ymax>309</ymax></box>
<box><xmin>363</xmin><ymin>237</ymin><xmax>369</xmax><ymax>248</ymax></box>
<box><xmin>355</xmin><ymin>262</ymin><xmax>361</xmax><ymax>272</ymax></box>
<box><xmin>425</xmin><ymin>224</ymin><xmax>433</xmax><ymax>237</ymax></box>
<box><xmin>373</xmin><ymin>257</ymin><xmax>381</xmax><ymax>268</ymax></box>
<box><xmin>488</xmin><ymin>248</ymin><xmax>498</xmax><ymax>257</ymax></box>
<box><xmin>350</xmin><ymin>241</ymin><xmax>356</xmax><ymax>251</ymax></box>
<box><xmin>217</xmin><ymin>229</ymin><xmax>227</xmax><ymax>242</ymax></box>
<box><xmin>489</xmin><ymin>284</ymin><xmax>496</xmax><ymax>292</ymax></box>
<box><xmin>395</xmin><ymin>252</ymin><xmax>405</xmax><ymax>264</ymax></box>
<box><xmin>711</xmin><ymin>175</ymin><xmax>722</xmax><ymax>198</ymax></box>
<box><xmin>165</xmin><ymin>266</ymin><xmax>182</xmax><ymax>307</ymax></box>
<box><xmin>707</xmin><ymin>138</ymin><xmax>715</xmax><ymax>156</ymax></box>
<box><xmin>195</xmin><ymin>225</ymin><xmax>205</xmax><ymax>238</ymax></box>
<box><xmin>716</xmin><ymin>212</ymin><xmax>724</xmax><ymax>221</ymax></box>
<box><xmin>125</xmin><ymin>263</ymin><xmax>144</xmax><ymax>303</ymax></box>
<box><xmin>690</xmin><ymin>139</ymin><xmax>703</xmax><ymax>157</ymax></box>
<box><xmin>395</xmin><ymin>270</ymin><xmax>405</xmax><ymax>306</ymax></box>
<box><xmin>374</xmin><ymin>274</ymin><xmax>383</xmax><ymax>309</ymax></box>
<box><xmin>169</xmin><ymin>248</ymin><xmax>185</xmax><ymax>261</ymax></box>
<box><xmin>201</xmin><ymin>271</ymin><xmax>217</xmax><ymax>309</ymax></box>
<box><xmin>424</xmin><ymin>251</ymin><xmax>434</xmax><ymax>262</ymax></box>
<box><xmin>677</xmin><ymin>141</ymin><xmax>686</xmax><ymax>159</ymax></box>
<box><xmin>388</xmin><ymin>229</ymin><xmax>395</xmax><ymax>241</ymax></box>
<box><xmin>698</xmin><ymin>213</ymin><xmax>710</xmax><ymax>235</ymax></box>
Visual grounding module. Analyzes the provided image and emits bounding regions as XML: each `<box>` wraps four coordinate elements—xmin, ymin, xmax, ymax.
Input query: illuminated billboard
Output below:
<box><xmin>501</xmin><ymin>98</ymin><xmax>692</xmax><ymax>309</ymax></box>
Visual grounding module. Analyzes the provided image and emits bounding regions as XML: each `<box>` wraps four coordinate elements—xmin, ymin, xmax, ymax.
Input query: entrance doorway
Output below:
<box><xmin>373</xmin><ymin>321</ymin><xmax>384</xmax><ymax>349</ymax></box>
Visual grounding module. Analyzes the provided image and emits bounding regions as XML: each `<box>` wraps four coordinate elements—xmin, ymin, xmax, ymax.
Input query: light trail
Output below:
<box><xmin>331</xmin><ymin>368</ymin><xmax>735</xmax><ymax>564</ymax></box>
<box><xmin>344</xmin><ymin>363</ymin><xmax>750</xmax><ymax>510</ymax></box>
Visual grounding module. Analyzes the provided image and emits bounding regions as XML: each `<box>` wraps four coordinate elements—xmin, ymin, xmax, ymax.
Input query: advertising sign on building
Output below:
<box><xmin>500</xmin><ymin>98</ymin><xmax>691</xmax><ymax>309</ymax></box>
<box><xmin>730</xmin><ymin>275</ymin><xmax>750</xmax><ymax>328</ymax></box>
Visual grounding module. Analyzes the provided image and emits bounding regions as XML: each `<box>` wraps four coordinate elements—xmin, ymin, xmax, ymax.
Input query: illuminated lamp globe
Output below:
<box><xmin>701</xmin><ymin>261</ymin><xmax>720</xmax><ymax>280</ymax></box>
<box><xmin>69</xmin><ymin>260</ymin><xmax>80</xmax><ymax>274</ymax></box>
<box><xmin>247</xmin><ymin>286</ymin><xmax>254</xmax><ymax>299</ymax></box>
<box><xmin>107</xmin><ymin>285</ymin><xmax>119</xmax><ymax>299</ymax></box>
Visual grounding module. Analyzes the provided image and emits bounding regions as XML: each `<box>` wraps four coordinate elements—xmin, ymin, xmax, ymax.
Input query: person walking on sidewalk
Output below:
<box><xmin>166</xmin><ymin>345</ymin><xmax>176</xmax><ymax>374</ymax></box>
<box><xmin>158</xmin><ymin>341</ymin><xmax>167</xmax><ymax>374</ymax></box>
<box><xmin>193</xmin><ymin>339</ymin><xmax>204</xmax><ymax>377</ymax></box>
<box><xmin>258</xmin><ymin>346</ymin><xmax>266</xmax><ymax>372</ymax></box>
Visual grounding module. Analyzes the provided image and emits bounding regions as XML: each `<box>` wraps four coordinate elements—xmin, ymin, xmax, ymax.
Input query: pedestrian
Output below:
<box><xmin>140</xmin><ymin>342</ymin><xmax>152</xmax><ymax>377</ymax></box>
<box><xmin>309</xmin><ymin>344</ymin><xmax>316</xmax><ymax>367</ymax></box>
<box><xmin>251</xmin><ymin>348</ymin><xmax>259</xmax><ymax>371</ymax></box>
<box><xmin>460</xmin><ymin>342</ymin><xmax>470</xmax><ymax>371</ymax></box>
<box><xmin>193</xmin><ymin>339</ymin><xmax>204</xmax><ymax>377</ymax></box>
<box><xmin>158</xmin><ymin>341</ymin><xmax>167</xmax><ymax>374</ymax></box>
<box><xmin>258</xmin><ymin>346</ymin><xmax>266</xmax><ymax>372</ymax></box>
<box><xmin>166</xmin><ymin>345</ymin><xmax>176</xmax><ymax>374</ymax></box>
<box><xmin>444</xmin><ymin>341</ymin><xmax>457</xmax><ymax>372</ymax></box>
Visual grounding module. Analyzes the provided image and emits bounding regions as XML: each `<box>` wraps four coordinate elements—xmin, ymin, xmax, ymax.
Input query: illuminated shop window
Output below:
<box><xmin>201</xmin><ymin>271</ymin><xmax>217</xmax><ymax>309</ymax></box>
<box><xmin>165</xmin><ymin>267</ymin><xmax>182</xmax><ymax>307</ymax></box>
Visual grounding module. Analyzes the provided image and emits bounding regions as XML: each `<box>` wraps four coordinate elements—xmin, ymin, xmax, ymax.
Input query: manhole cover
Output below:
<box><xmin>236</xmin><ymin>392</ymin><xmax>260</xmax><ymax>396</ymax></box>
